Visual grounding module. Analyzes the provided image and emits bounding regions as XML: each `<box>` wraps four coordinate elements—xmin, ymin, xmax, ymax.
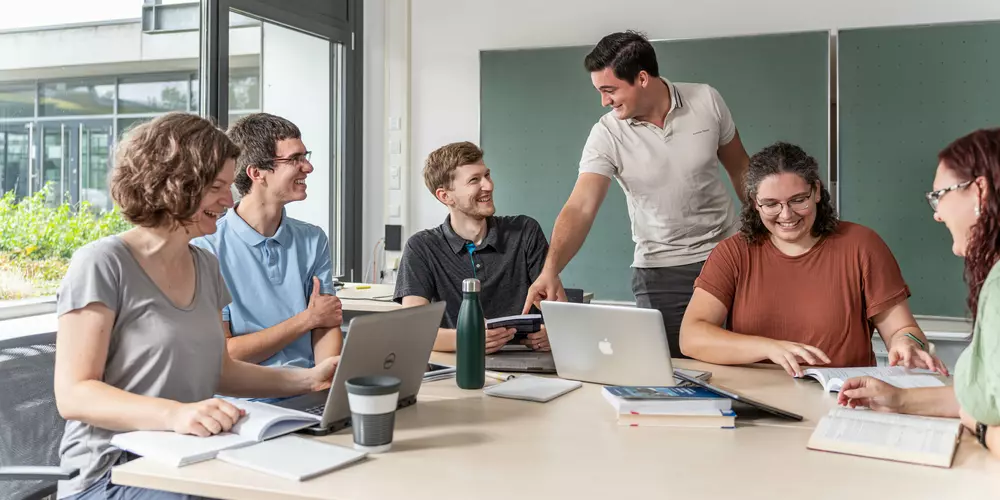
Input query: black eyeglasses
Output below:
<box><xmin>272</xmin><ymin>151</ymin><xmax>312</xmax><ymax>166</ymax></box>
<box><xmin>756</xmin><ymin>187</ymin><xmax>814</xmax><ymax>216</ymax></box>
<box><xmin>925</xmin><ymin>180</ymin><xmax>972</xmax><ymax>212</ymax></box>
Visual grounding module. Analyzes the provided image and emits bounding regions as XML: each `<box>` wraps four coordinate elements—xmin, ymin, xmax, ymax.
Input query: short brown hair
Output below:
<box><xmin>227</xmin><ymin>113</ymin><xmax>301</xmax><ymax>196</ymax></box>
<box><xmin>423</xmin><ymin>141</ymin><xmax>484</xmax><ymax>194</ymax></box>
<box><xmin>111</xmin><ymin>112</ymin><xmax>240</xmax><ymax>228</ymax></box>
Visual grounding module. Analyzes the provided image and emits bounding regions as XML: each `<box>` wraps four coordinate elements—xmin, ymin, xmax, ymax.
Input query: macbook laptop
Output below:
<box><xmin>541</xmin><ymin>301</ymin><xmax>700</xmax><ymax>386</ymax></box>
<box><xmin>273</xmin><ymin>301</ymin><xmax>445</xmax><ymax>435</ymax></box>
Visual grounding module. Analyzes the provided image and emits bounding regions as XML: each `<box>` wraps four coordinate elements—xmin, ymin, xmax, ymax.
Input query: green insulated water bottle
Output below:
<box><xmin>456</xmin><ymin>278</ymin><xmax>486</xmax><ymax>389</ymax></box>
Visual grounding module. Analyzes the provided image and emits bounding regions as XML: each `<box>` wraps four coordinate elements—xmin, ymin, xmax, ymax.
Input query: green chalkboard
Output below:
<box><xmin>839</xmin><ymin>22</ymin><xmax>1000</xmax><ymax>318</ymax></box>
<box><xmin>481</xmin><ymin>32</ymin><xmax>829</xmax><ymax>301</ymax></box>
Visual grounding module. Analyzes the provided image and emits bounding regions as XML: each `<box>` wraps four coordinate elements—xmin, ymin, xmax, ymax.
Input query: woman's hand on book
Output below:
<box><xmin>168</xmin><ymin>398</ymin><xmax>246</xmax><ymax>437</ymax></box>
<box><xmin>307</xmin><ymin>355</ymin><xmax>341</xmax><ymax>392</ymax></box>
<box><xmin>888</xmin><ymin>336</ymin><xmax>949</xmax><ymax>376</ymax></box>
<box><xmin>762</xmin><ymin>339</ymin><xmax>831</xmax><ymax>377</ymax></box>
<box><xmin>837</xmin><ymin>376</ymin><xmax>903</xmax><ymax>412</ymax></box>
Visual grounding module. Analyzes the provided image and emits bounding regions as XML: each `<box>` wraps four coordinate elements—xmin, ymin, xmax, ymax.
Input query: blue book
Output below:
<box><xmin>604</xmin><ymin>386</ymin><xmax>725</xmax><ymax>401</ymax></box>
<box><xmin>602</xmin><ymin>386</ymin><xmax>732</xmax><ymax>414</ymax></box>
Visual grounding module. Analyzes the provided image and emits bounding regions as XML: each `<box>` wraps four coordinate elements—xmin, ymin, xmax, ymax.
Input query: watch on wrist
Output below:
<box><xmin>976</xmin><ymin>422</ymin><xmax>989</xmax><ymax>449</ymax></box>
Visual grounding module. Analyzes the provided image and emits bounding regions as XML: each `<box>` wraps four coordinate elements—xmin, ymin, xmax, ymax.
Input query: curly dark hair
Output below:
<box><xmin>938</xmin><ymin>128</ymin><xmax>1000</xmax><ymax>319</ymax></box>
<box><xmin>739</xmin><ymin>142</ymin><xmax>838</xmax><ymax>244</ymax></box>
<box><xmin>111</xmin><ymin>112</ymin><xmax>239</xmax><ymax>228</ymax></box>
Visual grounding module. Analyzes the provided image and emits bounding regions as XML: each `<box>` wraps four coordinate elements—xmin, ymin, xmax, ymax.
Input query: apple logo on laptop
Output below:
<box><xmin>598</xmin><ymin>338</ymin><xmax>614</xmax><ymax>356</ymax></box>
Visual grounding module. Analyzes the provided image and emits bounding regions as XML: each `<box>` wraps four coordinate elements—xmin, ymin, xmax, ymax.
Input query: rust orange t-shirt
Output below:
<box><xmin>693</xmin><ymin>221</ymin><xmax>910</xmax><ymax>367</ymax></box>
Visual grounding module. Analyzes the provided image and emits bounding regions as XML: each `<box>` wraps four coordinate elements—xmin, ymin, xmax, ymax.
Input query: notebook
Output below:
<box><xmin>216</xmin><ymin>435</ymin><xmax>368</xmax><ymax>481</ymax></box>
<box><xmin>110</xmin><ymin>400</ymin><xmax>320</xmax><ymax>467</ymax></box>
<box><xmin>799</xmin><ymin>366</ymin><xmax>945</xmax><ymax>392</ymax></box>
<box><xmin>617</xmin><ymin>409</ymin><xmax>737</xmax><ymax>428</ymax></box>
<box><xmin>807</xmin><ymin>408</ymin><xmax>963</xmax><ymax>468</ymax></box>
<box><xmin>483</xmin><ymin>375</ymin><xmax>582</xmax><ymax>402</ymax></box>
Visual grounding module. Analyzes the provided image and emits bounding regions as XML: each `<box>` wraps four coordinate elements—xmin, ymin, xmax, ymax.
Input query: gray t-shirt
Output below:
<box><xmin>55</xmin><ymin>236</ymin><xmax>231</xmax><ymax>498</ymax></box>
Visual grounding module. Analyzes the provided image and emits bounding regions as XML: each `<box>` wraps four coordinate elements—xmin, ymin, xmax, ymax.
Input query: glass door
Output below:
<box><xmin>0</xmin><ymin>122</ymin><xmax>31</xmax><ymax>200</ymax></box>
<box><xmin>37</xmin><ymin>123</ymin><xmax>71</xmax><ymax>206</ymax></box>
<box><xmin>78</xmin><ymin>122</ymin><xmax>113</xmax><ymax>211</ymax></box>
<box><xmin>32</xmin><ymin>120</ymin><xmax>112</xmax><ymax>208</ymax></box>
<box><xmin>213</xmin><ymin>0</ymin><xmax>359</xmax><ymax>277</ymax></box>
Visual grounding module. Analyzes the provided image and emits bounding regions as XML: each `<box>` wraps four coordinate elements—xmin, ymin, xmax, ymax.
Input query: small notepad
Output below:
<box><xmin>483</xmin><ymin>375</ymin><xmax>582</xmax><ymax>402</ymax></box>
<box><xmin>216</xmin><ymin>435</ymin><xmax>367</xmax><ymax>481</ymax></box>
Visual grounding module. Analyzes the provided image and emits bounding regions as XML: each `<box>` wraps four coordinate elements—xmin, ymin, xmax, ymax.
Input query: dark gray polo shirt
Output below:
<box><xmin>393</xmin><ymin>215</ymin><xmax>549</xmax><ymax>328</ymax></box>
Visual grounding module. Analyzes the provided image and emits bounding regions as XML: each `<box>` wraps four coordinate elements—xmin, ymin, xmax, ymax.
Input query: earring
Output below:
<box><xmin>975</xmin><ymin>205</ymin><xmax>982</xmax><ymax>217</ymax></box>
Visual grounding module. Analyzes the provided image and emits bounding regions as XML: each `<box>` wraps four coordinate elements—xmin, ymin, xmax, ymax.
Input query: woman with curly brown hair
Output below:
<box><xmin>680</xmin><ymin>142</ymin><xmax>947</xmax><ymax>377</ymax></box>
<box><xmin>839</xmin><ymin>128</ymin><xmax>1000</xmax><ymax>457</ymax></box>
<box><xmin>52</xmin><ymin>113</ymin><xmax>339</xmax><ymax>499</ymax></box>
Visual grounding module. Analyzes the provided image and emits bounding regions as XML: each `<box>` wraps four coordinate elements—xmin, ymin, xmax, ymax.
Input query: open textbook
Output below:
<box><xmin>799</xmin><ymin>366</ymin><xmax>945</xmax><ymax>392</ymax></box>
<box><xmin>110</xmin><ymin>400</ymin><xmax>320</xmax><ymax>467</ymax></box>
<box><xmin>807</xmin><ymin>408</ymin><xmax>963</xmax><ymax>468</ymax></box>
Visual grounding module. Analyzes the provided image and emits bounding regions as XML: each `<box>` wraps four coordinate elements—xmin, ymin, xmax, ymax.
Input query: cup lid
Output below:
<box><xmin>345</xmin><ymin>375</ymin><xmax>402</xmax><ymax>396</ymax></box>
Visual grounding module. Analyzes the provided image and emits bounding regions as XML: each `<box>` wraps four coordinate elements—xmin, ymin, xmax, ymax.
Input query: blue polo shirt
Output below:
<box><xmin>192</xmin><ymin>206</ymin><xmax>335</xmax><ymax>368</ymax></box>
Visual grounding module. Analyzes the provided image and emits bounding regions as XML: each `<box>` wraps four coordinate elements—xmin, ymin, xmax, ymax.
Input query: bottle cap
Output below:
<box><xmin>462</xmin><ymin>278</ymin><xmax>481</xmax><ymax>293</ymax></box>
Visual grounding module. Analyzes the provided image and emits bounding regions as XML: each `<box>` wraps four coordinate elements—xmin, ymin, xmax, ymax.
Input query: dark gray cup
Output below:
<box><xmin>345</xmin><ymin>375</ymin><xmax>401</xmax><ymax>453</ymax></box>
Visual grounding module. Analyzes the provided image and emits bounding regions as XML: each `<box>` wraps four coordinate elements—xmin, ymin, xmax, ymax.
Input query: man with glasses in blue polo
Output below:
<box><xmin>193</xmin><ymin>113</ymin><xmax>343</xmax><ymax>396</ymax></box>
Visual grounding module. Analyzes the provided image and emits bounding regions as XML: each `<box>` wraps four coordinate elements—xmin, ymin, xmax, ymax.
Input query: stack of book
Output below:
<box><xmin>601</xmin><ymin>385</ymin><xmax>736</xmax><ymax>428</ymax></box>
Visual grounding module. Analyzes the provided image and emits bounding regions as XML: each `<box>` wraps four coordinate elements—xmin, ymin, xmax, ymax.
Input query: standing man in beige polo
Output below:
<box><xmin>524</xmin><ymin>31</ymin><xmax>751</xmax><ymax>358</ymax></box>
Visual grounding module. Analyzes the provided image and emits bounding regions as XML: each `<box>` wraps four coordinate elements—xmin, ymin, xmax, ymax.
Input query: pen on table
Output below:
<box><xmin>355</xmin><ymin>285</ymin><xmax>371</xmax><ymax>290</ymax></box>
<box><xmin>485</xmin><ymin>370</ymin><xmax>516</xmax><ymax>382</ymax></box>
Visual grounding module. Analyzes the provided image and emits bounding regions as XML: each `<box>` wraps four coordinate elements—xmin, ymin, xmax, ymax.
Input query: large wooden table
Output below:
<box><xmin>112</xmin><ymin>356</ymin><xmax>1000</xmax><ymax>500</ymax></box>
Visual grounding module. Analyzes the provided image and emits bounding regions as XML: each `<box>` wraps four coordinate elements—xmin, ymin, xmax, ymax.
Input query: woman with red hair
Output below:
<box><xmin>840</xmin><ymin>128</ymin><xmax>1000</xmax><ymax>457</ymax></box>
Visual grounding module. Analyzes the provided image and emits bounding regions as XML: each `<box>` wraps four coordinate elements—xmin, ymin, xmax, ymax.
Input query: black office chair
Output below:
<box><xmin>0</xmin><ymin>332</ymin><xmax>78</xmax><ymax>500</ymax></box>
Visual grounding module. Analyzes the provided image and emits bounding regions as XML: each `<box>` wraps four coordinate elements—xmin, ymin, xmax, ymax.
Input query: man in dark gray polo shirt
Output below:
<box><xmin>394</xmin><ymin>141</ymin><xmax>551</xmax><ymax>353</ymax></box>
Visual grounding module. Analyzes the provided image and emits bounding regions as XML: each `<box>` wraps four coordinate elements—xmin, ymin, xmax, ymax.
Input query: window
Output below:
<box><xmin>118</xmin><ymin>76</ymin><xmax>192</xmax><ymax>114</ymax></box>
<box><xmin>0</xmin><ymin>0</ymin><xmax>360</xmax><ymax>307</ymax></box>
<box><xmin>0</xmin><ymin>1</ymin><xmax>206</xmax><ymax>302</ymax></box>
<box><xmin>39</xmin><ymin>81</ymin><xmax>116</xmax><ymax>117</ymax></box>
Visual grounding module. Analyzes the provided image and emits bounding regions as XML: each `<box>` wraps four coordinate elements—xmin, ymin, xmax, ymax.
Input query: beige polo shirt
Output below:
<box><xmin>579</xmin><ymin>80</ymin><xmax>739</xmax><ymax>268</ymax></box>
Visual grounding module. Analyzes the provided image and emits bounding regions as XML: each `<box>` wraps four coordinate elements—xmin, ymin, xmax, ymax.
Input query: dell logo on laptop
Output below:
<box><xmin>598</xmin><ymin>338</ymin><xmax>614</xmax><ymax>356</ymax></box>
<box><xmin>383</xmin><ymin>353</ymin><xmax>396</xmax><ymax>369</ymax></box>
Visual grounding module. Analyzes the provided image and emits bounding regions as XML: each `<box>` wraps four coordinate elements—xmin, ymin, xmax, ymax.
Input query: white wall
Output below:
<box><xmin>261</xmin><ymin>23</ymin><xmax>332</xmax><ymax>237</ymax></box>
<box><xmin>389</xmin><ymin>0</ymin><xmax>1000</xmax><ymax>236</ymax></box>
<box><xmin>363</xmin><ymin>0</ymin><xmax>387</xmax><ymax>280</ymax></box>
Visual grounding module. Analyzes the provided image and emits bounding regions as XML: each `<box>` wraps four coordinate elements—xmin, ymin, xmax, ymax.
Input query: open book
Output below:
<box><xmin>799</xmin><ymin>366</ymin><xmax>945</xmax><ymax>392</ymax></box>
<box><xmin>110</xmin><ymin>400</ymin><xmax>320</xmax><ymax>467</ymax></box>
<box><xmin>807</xmin><ymin>408</ymin><xmax>963</xmax><ymax>468</ymax></box>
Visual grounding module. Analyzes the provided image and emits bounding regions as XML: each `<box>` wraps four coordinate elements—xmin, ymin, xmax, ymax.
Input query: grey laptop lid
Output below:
<box><xmin>290</xmin><ymin>302</ymin><xmax>444</xmax><ymax>431</ymax></box>
<box><xmin>486</xmin><ymin>346</ymin><xmax>555</xmax><ymax>373</ymax></box>
<box><xmin>541</xmin><ymin>301</ymin><xmax>675</xmax><ymax>386</ymax></box>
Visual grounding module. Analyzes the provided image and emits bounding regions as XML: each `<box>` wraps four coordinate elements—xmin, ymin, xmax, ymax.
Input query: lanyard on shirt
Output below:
<box><xmin>464</xmin><ymin>242</ymin><xmax>477</xmax><ymax>279</ymax></box>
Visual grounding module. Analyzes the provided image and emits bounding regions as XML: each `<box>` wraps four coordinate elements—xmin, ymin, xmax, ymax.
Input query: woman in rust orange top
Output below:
<box><xmin>679</xmin><ymin>142</ymin><xmax>947</xmax><ymax>377</ymax></box>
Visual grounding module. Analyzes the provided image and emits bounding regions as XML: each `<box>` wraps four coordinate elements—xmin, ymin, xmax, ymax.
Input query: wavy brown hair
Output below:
<box><xmin>938</xmin><ymin>128</ymin><xmax>1000</xmax><ymax>319</ymax></box>
<box><xmin>111</xmin><ymin>113</ymin><xmax>239</xmax><ymax>228</ymax></box>
<box><xmin>740</xmin><ymin>142</ymin><xmax>838</xmax><ymax>244</ymax></box>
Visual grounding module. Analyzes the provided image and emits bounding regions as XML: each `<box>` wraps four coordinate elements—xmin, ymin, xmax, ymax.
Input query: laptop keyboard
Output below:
<box><xmin>303</xmin><ymin>405</ymin><xmax>326</xmax><ymax>416</ymax></box>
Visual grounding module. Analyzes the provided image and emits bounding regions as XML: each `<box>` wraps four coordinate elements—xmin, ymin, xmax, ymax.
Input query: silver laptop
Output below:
<box><xmin>541</xmin><ymin>301</ymin><xmax>678</xmax><ymax>386</ymax></box>
<box><xmin>275</xmin><ymin>301</ymin><xmax>445</xmax><ymax>435</ymax></box>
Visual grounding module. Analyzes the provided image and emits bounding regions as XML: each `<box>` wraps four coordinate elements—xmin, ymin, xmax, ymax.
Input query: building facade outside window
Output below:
<box><xmin>0</xmin><ymin>0</ymin><xmax>261</xmax><ymax>301</ymax></box>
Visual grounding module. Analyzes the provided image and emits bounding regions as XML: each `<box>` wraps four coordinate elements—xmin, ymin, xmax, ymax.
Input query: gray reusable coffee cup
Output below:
<box><xmin>345</xmin><ymin>375</ymin><xmax>402</xmax><ymax>453</ymax></box>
